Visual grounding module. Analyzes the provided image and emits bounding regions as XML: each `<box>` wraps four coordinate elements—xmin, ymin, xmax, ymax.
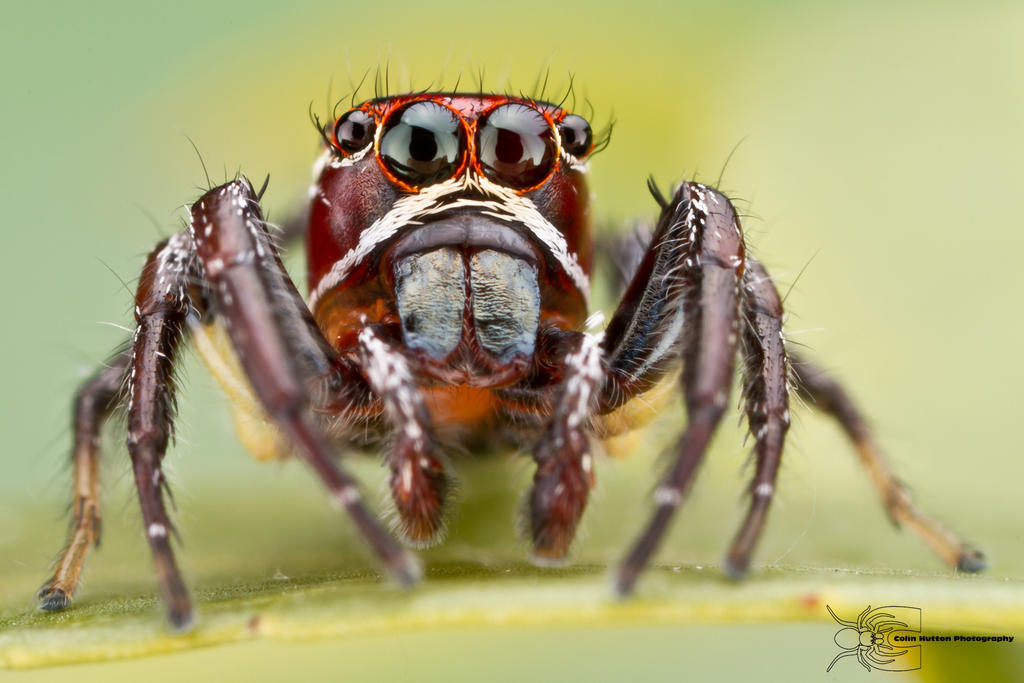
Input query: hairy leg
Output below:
<box><xmin>593</xmin><ymin>220</ymin><xmax>654</xmax><ymax>297</ymax></box>
<box><xmin>610</xmin><ymin>182</ymin><xmax>746</xmax><ymax>594</ymax></box>
<box><xmin>38</xmin><ymin>178</ymin><xmax>420</xmax><ymax>627</ymax></box>
<box><xmin>790</xmin><ymin>352</ymin><xmax>985</xmax><ymax>571</ymax></box>
<box><xmin>124</xmin><ymin>232</ymin><xmax>199</xmax><ymax>628</ymax></box>
<box><xmin>37</xmin><ymin>348</ymin><xmax>131</xmax><ymax>610</ymax></box>
<box><xmin>189</xmin><ymin>179</ymin><xmax>418</xmax><ymax>583</ymax></box>
<box><xmin>724</xmin><ymin>257</ymin><xmax>791</xmax><ymax>577</ymax></box>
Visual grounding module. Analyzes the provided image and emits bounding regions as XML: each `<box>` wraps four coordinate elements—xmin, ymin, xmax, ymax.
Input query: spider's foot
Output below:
<box><xmin>167</xmin><ymin>604</ymin><xmax>196</xmax><ymax>633</ymax></box>
<box><xmin>37</xmin><ymin>587</ymin><xmax>70</xmax><ymax>612</ymax></box>
<box><xmin>388</xmin><ymin>551</ymin><xmax>423</xmax><ymax>588</ymax></box>
<box><xmin>957</xmin><ymin>546</ymin><xmax>987</xmax><ymax>573</ymax></box>
<box><xmin>612</xmin><ymin>564</ymin><xmax>640</xmax><ymax>599</ymax></box>
<box><xmin>722</xmin><ymin>556</ymin><xmax>751</xmax><ymax>582</ymax></box>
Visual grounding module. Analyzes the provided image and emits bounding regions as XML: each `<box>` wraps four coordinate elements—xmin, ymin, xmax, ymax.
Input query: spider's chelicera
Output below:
<box><xmin>38</xmin><ymin>92</ymin><xmax>985</xmax><ymax>628</ymax></box>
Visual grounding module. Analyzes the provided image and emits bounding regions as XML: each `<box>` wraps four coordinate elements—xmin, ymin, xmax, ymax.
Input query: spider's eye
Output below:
<box><xmin>379</xmin><ymin>101</ymin><xmax>465</xmax><ymax>188</ymax></box>
<box><xmin>476</xmin><ymin>104</ymin><xmax>557</xmax><ymax>190</ymax></box>
<box><xmin>333</xmin><ymin>109</ymin><xmax>376</xmax><ymax>154</ymax></box>
<box><xmin>558</xmin><ymin>114</ymin><xmax>593</xmax><ymax>158</ymax></box>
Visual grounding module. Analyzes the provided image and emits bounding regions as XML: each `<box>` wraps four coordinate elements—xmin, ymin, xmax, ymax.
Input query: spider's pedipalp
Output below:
<box><xmin>527</xmin><ymin>330</ymin><xmax>604</xmax><ymax>561</ymax></box>
<box><xmin>357</xmin><ymin>325</ymin><xmax>450</xmax><ymax>545</ymax></box>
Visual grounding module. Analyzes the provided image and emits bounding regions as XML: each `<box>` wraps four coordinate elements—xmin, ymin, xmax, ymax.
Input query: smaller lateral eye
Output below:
<box><xmin>333</xmin><ymin>109</ymin><xmax>376</xmax><ymax>154</ymax></box>
<box><xmin>558</xmin><ymin>114</ymin><xmax>592</xmax><ymax>157</ymax></box>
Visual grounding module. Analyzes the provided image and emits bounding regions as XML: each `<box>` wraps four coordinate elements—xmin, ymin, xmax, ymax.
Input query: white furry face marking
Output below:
<box><xmin>307</xmin><ymin>170</ymin><xmax>589</xmax><ymax>309</ymax></box>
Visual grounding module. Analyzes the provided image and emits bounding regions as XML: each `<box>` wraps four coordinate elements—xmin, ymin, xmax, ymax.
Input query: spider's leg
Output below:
<box><xmin>189</xmin><ymin>179</ymin><xmax>419</xmax><ymax>584</ymax></box>
<box><xmin>41</xmin><ymin>232</ymin><xmax>202</xmax><ymax>627</ymax></box>
<box><xmin>524</xmin><ymin>330</ymin><xmax>605</xmax><ymax>561</ymax></box>
<box><xmin>597</xmin><ymin>182</ymin><xmax>743</xmax><ymax>413</ymax></box>
<box><xmin>594</xmin><ymin>220</ymin><xmax>654</xmax><ymax>297</ymax></box>
<box><xmin>826</xmin><ymin>604</ymin><xmax>861</xmax><ymax>628</ymax></box>
<box><xmin>357</xmin><ymin>325</ymin><xmax>449</xmax><ymax>544</ymax></box>
<box><xmin>37</xmin><ymin>348</ymin><xmax>131</xmax><ymax>610</ymax></box>
<box><xmin>724</xmin><ymin>257</ymin><xmax>791</xmax><ymax>576</ymax></box>
<box><xmin>266</xmin><ymin>201</ymin><xmax>308</xmax><ymax>248</ymax></box>
<box><xmin>124</xmin><ymin>232</ymin><xmax>200</xmax><ymax>629</ymax></box>
<box><xmin>790</xmin><ymin>351</ymin><xmax>986</xmax><ymax>572</ymax></box>
<box><xmin>826</xmin><ymin>648</ymin><xmax>862</xmax><ymax>673</ymax></box>
<box><xmin>605</xmin><ymin>182</ymin><xmax>745</xmax><ymax>595</ymax></box>
<box><xmin>276</xmin><ymin>206</ymin><xmax>307</xmax><ymax>244</ymax></box>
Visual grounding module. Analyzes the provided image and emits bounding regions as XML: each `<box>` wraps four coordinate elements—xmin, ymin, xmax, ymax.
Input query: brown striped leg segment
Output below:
<box><xmin>189</xmin><ymin>180</ymin><xmax>418</xmax><ymax>584</ymax></box>
<box><xmin>790</xmin><ymin>352</ymin><xmax>986</xmax><ymax>572</ymax></box>
<box><xmin>357</xmin><ymin>325</ymin><xmax>449</xmax><ymax>545</ymax></box>
<box><xmin>724</xmin><ymin>258</ymin><xmax>791</xmax><ymax>577</ymax></box>
<box><xmin>528</xmin><ymin>331</ymin><xmax>604</xmax><ymax>561</ymax></box>
<box><xmin>615</xmin><ymin>183</ymin><xmax>745</xmax><ymax>595</ymax></box>
<box><xmin>37</xmin><ymin>348</ymin><xmax>131</xmax><ymax>611</ymax></box>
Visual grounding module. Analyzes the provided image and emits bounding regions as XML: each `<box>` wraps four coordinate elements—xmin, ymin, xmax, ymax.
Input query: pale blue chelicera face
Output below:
<box><xmin>395</xmin><ymin>247</ymin><xmax>540</xmax><ymax>362</ymax></box>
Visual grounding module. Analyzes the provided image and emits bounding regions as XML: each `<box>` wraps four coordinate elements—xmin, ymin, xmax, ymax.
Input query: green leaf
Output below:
<box><xmin>2</xmin><ymin>459</ymin><xmax>1022</xmax><ymax>677</ymax></box>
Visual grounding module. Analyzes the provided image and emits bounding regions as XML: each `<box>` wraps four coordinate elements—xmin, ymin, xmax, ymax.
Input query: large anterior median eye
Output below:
<box><xmin>379</xmin><ymin>101</ymin><xmax>465</xmax><ymax>188</ymax></box>
<box><xmin>476</xmin><ymin>104</ymin><xmax>557</xmax><ymax>190</ymax></box>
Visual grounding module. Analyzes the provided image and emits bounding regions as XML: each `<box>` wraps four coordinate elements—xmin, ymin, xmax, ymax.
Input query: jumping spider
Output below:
<box><xmin>38</xmin><ymin>91</ymin><xmax>985</xmax><ymax>628</ymax></box>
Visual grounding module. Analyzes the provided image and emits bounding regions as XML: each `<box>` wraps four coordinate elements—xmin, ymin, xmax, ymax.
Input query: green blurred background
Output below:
<box><xmin>1</xmin><ymin>0</ymin><xmax>1022</xmax><ymax>679</ymax></box>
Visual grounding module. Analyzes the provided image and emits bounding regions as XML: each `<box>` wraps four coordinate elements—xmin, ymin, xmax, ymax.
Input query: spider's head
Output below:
<box><xmin>306</xmin><ymin>93</ymin><xmax>598</xmax><ymax>379</ymax></box>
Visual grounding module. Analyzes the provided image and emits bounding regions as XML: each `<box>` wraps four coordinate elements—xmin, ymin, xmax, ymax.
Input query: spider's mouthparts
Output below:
<box><xmin>393</xmin><ymin>245</ymin><xmax>540</xmax><ymax>366</ymax></box>
<box><xmin>388</xmin><ymin>214</ymin><xmax>540</xmax><ymax>266</ymax></box>
<box><xmin>388</xmin><ymin>213</ymin><xmax>543</xmax><ymax>383</ymax></box>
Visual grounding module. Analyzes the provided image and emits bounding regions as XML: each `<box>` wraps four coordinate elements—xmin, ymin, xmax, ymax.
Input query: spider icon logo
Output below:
<box><xmin>826</xmin><ymin>604</ymin><xmax>922</xmax><ymax>672</ymax></box>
